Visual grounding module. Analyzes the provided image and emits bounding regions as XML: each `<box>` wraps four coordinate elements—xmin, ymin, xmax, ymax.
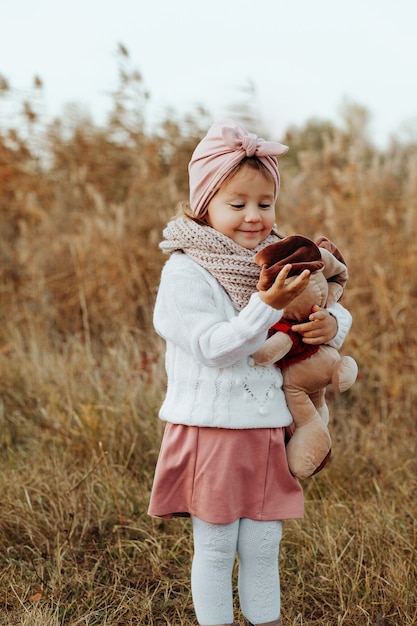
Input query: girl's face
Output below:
<box><xmin>205</xmin><ymin>164</ymin><xmax>276</xmax><ymax>249</ymax></box>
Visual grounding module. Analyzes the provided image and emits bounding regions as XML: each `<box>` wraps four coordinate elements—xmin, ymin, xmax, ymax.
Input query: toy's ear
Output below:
<box><xmin>315</xmin><ymin>236</ymin><xmax>346</xmax><ymax>266</ymax></box>
<box><xmin>319</xmin><ymin>247</ymin><xmax>348</xmax><ymax>304</ymax></box>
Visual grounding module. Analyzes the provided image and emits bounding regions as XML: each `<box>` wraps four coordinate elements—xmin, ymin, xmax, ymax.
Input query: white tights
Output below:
<box><xmin>191</xmin><ymin>516</ymin><xmax>282</xmax><ymax>625</ymax></box>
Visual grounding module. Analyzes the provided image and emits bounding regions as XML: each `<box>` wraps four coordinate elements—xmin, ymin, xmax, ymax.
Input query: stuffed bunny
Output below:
<box><xmin>252</xmin><ymin>235</ymin><xmax>358</xmax><ymax>479</ymax></box>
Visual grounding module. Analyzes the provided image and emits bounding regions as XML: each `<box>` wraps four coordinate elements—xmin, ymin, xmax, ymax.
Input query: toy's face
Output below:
<box><xmin>284</xmin><ymin>270</ymin><xmax>328</xmax><ymax>321</ymax></box>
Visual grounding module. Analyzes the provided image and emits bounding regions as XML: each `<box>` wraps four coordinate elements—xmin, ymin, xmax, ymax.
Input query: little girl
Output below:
<box><xmin>148</xmin><ymin>120</ymin><xmax>352</xmax><ymax>626</ymax></box>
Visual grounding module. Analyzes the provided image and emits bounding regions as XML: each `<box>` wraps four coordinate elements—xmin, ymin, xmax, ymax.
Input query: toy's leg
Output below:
<box><xmin>302</xmin><ymin>387</ymin><xmax>332</xmax><ymax>474</ymax></box>
<box><xmin>332</xmin><ymin>355</ymin><xmax>358</xmax><ymax>392</ymax></box>
<box><xmin>308</xmin><ymin>388</ymin><xmax>329</xmax><ymax>425</ymax></box>
<box><xmin>282</xmin><ymin>362</ymin><xmax>332</xmax><ymax>479</ymax></box>
<box><xmin>284</xmin><ymin>398</ymin><xmax>332</xmax><ymax>479</ymax></box>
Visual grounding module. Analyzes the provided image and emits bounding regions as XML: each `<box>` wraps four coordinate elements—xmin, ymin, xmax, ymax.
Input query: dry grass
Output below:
<box><xmin>0</xmin><ymin>59</ymin><xmax>416</xmax><ymax>624</ymax></box>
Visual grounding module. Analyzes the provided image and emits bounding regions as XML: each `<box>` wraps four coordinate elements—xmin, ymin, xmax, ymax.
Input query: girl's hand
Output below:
<box><xmin>259</xmin><ymin>264</ymin><xmax>310</xmax><ymax>311</ymax></box>
<box><xmin>292</xmin><ymin>304</ymin><xmax>338</xmax><ymax>344</ymax></box>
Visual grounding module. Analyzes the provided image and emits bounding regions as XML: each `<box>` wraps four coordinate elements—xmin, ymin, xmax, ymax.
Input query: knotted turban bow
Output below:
<box><xmin>188</xmin><ymin>119</ymin><xmax>289</xmax><ymax>216</ymax></box>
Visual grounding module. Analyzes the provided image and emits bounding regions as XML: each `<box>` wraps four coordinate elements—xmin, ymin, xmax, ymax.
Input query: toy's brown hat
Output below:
<box><xmin>255</xmin><ymin>235</ymin><xmax>324</xmax><ymax>291</ymax></box>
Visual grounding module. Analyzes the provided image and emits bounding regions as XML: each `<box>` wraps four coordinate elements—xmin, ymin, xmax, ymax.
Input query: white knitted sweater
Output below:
<box><xmin>153</xmin><ymin>253</ymin><xmax>352</xmax><ymax>429</ymax></box>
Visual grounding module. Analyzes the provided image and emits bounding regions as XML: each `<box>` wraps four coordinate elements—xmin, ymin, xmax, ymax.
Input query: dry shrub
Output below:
<box><xmin>0</xmin><ymin>73</ymin><xmax>416</xmax><ymax>624</ymax></box>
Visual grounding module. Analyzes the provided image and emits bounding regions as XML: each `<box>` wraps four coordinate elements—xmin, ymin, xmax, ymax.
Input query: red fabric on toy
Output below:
<box><xmin>268</xmin><ymin>319</ymin><xmax>320</xmax><ymax>369</ymax></box>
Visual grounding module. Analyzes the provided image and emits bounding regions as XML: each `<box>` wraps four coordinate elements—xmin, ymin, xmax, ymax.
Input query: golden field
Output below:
<box><xmin>0</xmin><ymin>55</ymin><xmax>416</xmax><ymax>625</ymax></box>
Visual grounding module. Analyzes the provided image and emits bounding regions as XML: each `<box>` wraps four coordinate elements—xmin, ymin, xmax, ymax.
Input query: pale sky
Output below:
<box><xmin>2</xmin><ymin>0</ymin><xmax>417</xmax><ymax>146</ymax></box>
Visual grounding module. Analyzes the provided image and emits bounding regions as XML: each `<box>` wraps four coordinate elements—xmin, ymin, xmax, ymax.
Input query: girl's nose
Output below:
<box><xmin>244</xmin><ymin>205</ymin><xmax>262</xmax><ymax>221</ymax></box>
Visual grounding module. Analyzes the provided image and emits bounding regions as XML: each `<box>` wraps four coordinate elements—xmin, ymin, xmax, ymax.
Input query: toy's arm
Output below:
<box><xmin>250</xmin><ymin>332</ymin><xmax>293</xmax><ymax>367</ymax></box>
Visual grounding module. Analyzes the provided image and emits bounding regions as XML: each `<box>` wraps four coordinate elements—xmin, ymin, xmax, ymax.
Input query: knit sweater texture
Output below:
<box><xmin>153</xmin><ymin>253</ymin><xmax>352</xmax><ymax>429</ymax></box>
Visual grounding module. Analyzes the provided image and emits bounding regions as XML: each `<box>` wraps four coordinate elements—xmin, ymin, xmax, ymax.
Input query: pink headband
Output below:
<box><xmin>188</xmin><ymin>119</ymin><xmax>289</xmax><ymax>216</ymax></box>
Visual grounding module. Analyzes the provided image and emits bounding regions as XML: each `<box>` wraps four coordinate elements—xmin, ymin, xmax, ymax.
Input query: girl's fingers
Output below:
<box><xmin>291</xmin><ymin>269</ymin><xmax>310</xmax><ymax>292</ymax></box>
<box><xmin>276</xmin><ymin>263</ymin><xmax>292</xmax><ymax>282</ymax></box>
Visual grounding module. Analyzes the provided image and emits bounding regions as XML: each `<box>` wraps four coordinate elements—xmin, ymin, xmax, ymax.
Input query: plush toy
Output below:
<box><xmin>252</xmin><ymin>235</ymin><xmax>358</xmax><ymax>479</ymax></box>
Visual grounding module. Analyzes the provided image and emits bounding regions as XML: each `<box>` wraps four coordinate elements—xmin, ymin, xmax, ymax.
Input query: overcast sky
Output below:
<box><xmin>2</xmin><ymin>0</ymin><xmax>417</xmax><ymax>146</ymax></box>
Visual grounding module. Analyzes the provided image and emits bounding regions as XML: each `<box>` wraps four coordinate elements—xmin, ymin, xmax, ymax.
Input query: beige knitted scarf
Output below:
<box><xmin>160</xmin><ymin>216</ymin><xmax>279</xmax><ymax>310</ymax></box>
